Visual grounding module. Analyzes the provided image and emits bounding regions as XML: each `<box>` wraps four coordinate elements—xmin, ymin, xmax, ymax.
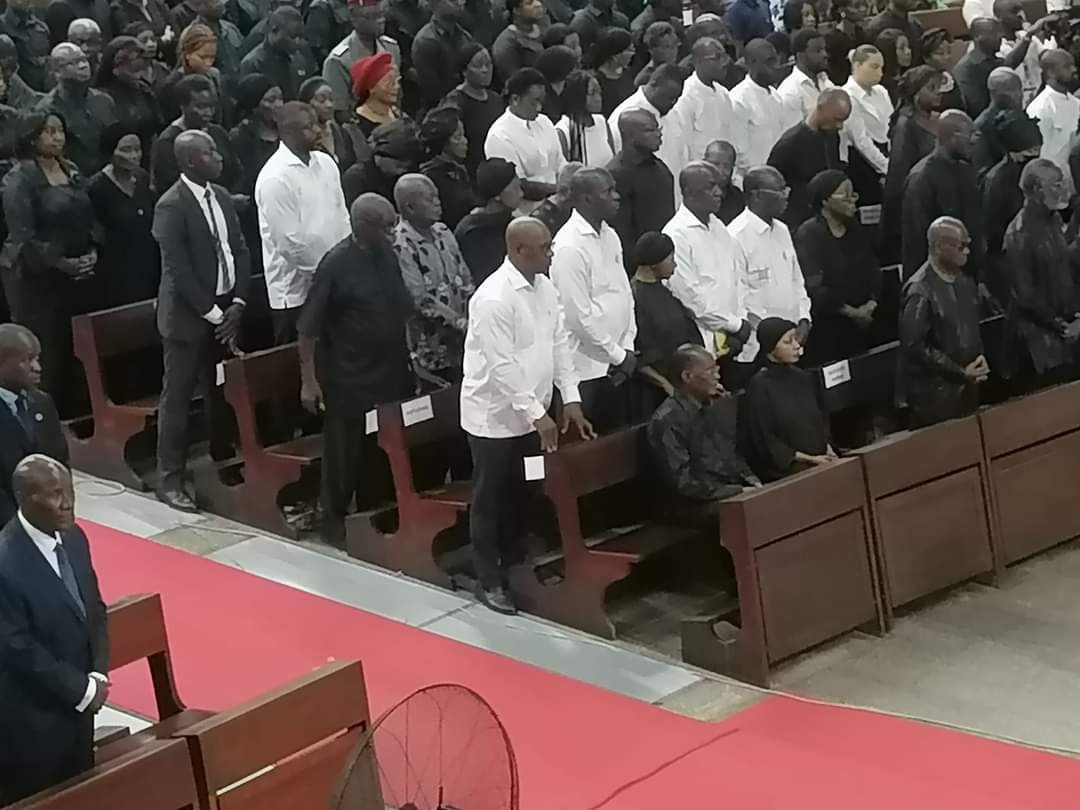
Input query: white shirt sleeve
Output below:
<box><xmin>666</xmin><ymin>232</ymin><xmax>744</xmax><ymax>333</ymax></box>
<box><xmin>792</xmin><ymin>250</ymin><xmax>812</xmax><ymax>323</ymax></box>
<box><xmin>844</xmin><ymin>102</ymin><xmax>889</xmax><ymax>175</ymax></box>
<box><xmin>471</xmin><ymin>296</ymin><xmax>550</xmax><ymax>424</ymax></box>
<box><xmin>256</xmin><ymin>174</ymin><xmax>323</xmax><ymax>273</ymax></box>
<box><xmin>484</xmin><ymin>128</ymin><xmax>526</xmax><ymax>178</ymax></box>
<box><xmin>551</xmin><ymin>292</ymin><xmax>582</xmax><ymax>405</ymax></box>
<box><xmin>75</xmin><ymin>672</ymin><xmax>107</xmax><ymax>712</ymax></box>
<box><xmin>551</xmin><ymin>244</ymin><xmax>628</xmax><ymax>366</ymax></box>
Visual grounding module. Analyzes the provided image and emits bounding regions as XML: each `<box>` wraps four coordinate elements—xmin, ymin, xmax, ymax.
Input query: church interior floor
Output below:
<box><xmin>76</xmin><ymin>470</ymin><xmax>1080</xmax><ymax>758</ymax></box>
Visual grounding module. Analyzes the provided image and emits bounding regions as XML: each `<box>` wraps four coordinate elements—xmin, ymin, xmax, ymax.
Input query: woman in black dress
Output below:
<box><xmin>588</xmin><ymin>28</ymin><xmax>636</xmax><ymax>118</ymax></box>
<box><xmin>230</xmin><ymin>73</ymin><xmax>282</xmax><ymax>274</ymax></box>
<box><xmin>1</xmin><ymin>112</ymin><xmax>100</xmax><ymax>416</ymax></box>
<box><xmin>874</xmin><ymin>27</ymin><xmax>912</xmax><ymax>104</ymax></box>
<box><xmin>298</xmin><ymin>76</ymin><xmax>355</xmax><ymax>174</ymax></box>
<box><xmin>443</xmin><ymin>44</ymin><xmax>506</xmax><ymax>179</ymax></box>
<box><xmin>922</xmin><ymin>28</ymin><xmax>965</xmax><ymax>111</ymax></box>
<box><xmin>419</xmin><ymin>105</ymin><xmax>477</xmax><ymax>230</ymax></box>
<box><xmin>795</xmin><ymin>170</ymin><xmax>883</xmax><ymax>364</ymax></box>
<box><xmin>96</xmin><ymin>35</ymin><xmax>162</xmax><ymax>163</ymax></box>
<box><xmin>87</xmin><ymin>122</ymin><xmax>159</xmax><ymax>307</ymax></box>
<box><xmin>738</xmin><ymin>317</ymin><xmax>836</xmax><ymax>483</ymax></box>
<box><xmin>123</xmin><ymin>21</ymin><xmax>171</xmax><ymax>92</ymax></box>
<box><xmin>536</xmin><ymin>43</ymin><xmax>577</xmax><ymax>122</ymax></box>
<box><xmin>342</xmin><ymin>119</ymin><xmax>425</xmax><ymax>208</ymax></box>
<box><xmin>454</xmin><ymin>157</ymin><xmax>523</xmax><ymax>285</ymax></box>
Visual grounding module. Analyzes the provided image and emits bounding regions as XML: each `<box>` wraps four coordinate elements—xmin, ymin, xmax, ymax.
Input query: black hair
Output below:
<box><xmin>298</xmin><ymin>75</ymin><xmax>330</xmax><ymax>102</ymax></box>
<box><xmin>15</xmin><ymin>110</ymin><xmax>66</xmax><ymax>159</ymax></box>
<box><xmin>647</xmin><ymin>62</ymin><xmax>684</xmax><ymax>86</ymax></box>
<box><xmin>505</xmin><ymin>66</ymin><xmax>547</xmax><ymax>98</ymax></box>
<box><xmin>791</xmin><ymin>27</ymin><xmax>823</xmax><ymax>55</ymax></box>
<box><xmin>782</xmin><ymin>0</ymin><xmax>815</xmax><ymax>32</ymax></box>
<box><xmin>174</xmin><ymin>72</ymin><xmax>215</xmax><ymax>106</ymax></box>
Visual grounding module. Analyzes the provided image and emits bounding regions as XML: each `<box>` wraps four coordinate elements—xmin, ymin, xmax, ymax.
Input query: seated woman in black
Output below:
<box><xmin>630</xmin><ymin>231</ymin><xmax>703</xmax><ymax>418</ymax></box>
<box><xmin>738</xmin><ymin>317</ymin><xmax>837</xmax><ymax>482</ymax></box>
<box><xmin>795</xmin><ymin>169</ymin><xmax>883</xmax><ymax>364</ymax></box>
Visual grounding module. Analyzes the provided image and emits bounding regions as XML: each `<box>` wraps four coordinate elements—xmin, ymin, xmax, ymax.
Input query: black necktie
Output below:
<box><xmin>203</xmin><ymin>186</ymin><xmax>232</xmax><ymax>292</ymax></box>
<box><xmin>15</xmin><ymin>394</ymin><xmax>34</xmax><ymax>436</ymax></box>
<box><xmin>55</xmin><ymin>543</ymin><xmax>86</xmax><ymax>619</ymax></box>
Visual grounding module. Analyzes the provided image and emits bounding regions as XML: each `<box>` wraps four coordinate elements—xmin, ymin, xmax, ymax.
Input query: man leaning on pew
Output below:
<box><xmin>459</xmin><ymin>216</ymin><xmax>595</xmax><ymax>615</ymax></box>
<box><xmin>0</xmin><ymin>456</ymin><xmax>109</xmax><ymax>805</ymax></box>
<box><xmin>646</xmin><ymin>344</ymin><xmax>760</xmax><ymax>521</ymax></box>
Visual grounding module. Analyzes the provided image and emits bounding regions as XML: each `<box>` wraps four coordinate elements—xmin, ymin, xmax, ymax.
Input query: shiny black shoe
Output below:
<box><xmin>475</xmin><ymin>584</ymin><xmax>517</xmax><ymax>615</ymax></box>
<box><xmin>156</xmin><ymin>487</ymin><xmax>199</xmax><ymax>514</ymax></box>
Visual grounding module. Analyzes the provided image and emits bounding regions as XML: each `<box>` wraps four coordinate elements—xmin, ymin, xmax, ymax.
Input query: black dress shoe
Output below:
<box><xmin>156</xmin><ymin>488</ymin><xmax>199</xmax><ymax>514</ymax></box>
<box><xmin>475</xmin><ymin>584</ymin><xmax>517</xmax><ymax>615</ymax></box>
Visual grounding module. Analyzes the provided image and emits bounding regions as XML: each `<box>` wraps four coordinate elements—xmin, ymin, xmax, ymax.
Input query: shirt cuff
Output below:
<box><xmin>204</xmin><ymin>305</ymin><xmax>224</xmax><ymax>324</ymax></box>
<box><xmin>609</xmin><ymin>345</ymin><xmax>627</xmax><ymax>365</ymax></box>
<box><xmin>524</xmin><ymin>400</ymin><xmax>548</xmax><ymax>424</ymax></box>
<box><xmin>231</xmin><ymin>297</ymin><xmax>246</xmax><ymax>306</ymax></box>
<box><xmin>75</xmin><ymin>675</ymin><xmax>103</xmax><ymax>713</ymax></box>
<box><xmin>559</xmin><ymin>384</ymin><xmax>581</xmax><ymax>405</ymax></box>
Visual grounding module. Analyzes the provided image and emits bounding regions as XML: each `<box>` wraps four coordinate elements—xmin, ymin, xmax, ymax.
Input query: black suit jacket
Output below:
<box><xmin>152</xmin><ymin>178</ymin><xmax>251</xmax><ymax>341</ymax></box>
<box><xmin>0</xmin><ymin>518</ymin><xmax>108</xmax><ymax>772</ymax></box>
<box><xmin>0</xmin><ymin>387</ymin><xmax>68</xmax><ymax>527</ymax></box>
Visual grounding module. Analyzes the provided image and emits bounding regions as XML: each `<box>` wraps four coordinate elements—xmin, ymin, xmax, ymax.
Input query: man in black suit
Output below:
<box><xmin>0</xmin><ymin>455</ymin><xmax>109</xmax><ymax>805</ymax></box>
<box><xmin>0</xmin><ymin>324</ymin><xmax>68</xmax><ymax>527</ymax></box>
<box><xmin>152</xmin><ymin>130</ymin><xmax>249</xmax><ymax>513</ymax></box>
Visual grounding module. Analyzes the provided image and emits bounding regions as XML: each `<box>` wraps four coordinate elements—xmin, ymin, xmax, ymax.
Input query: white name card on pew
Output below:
<box><xmin>401</xmin><ymin>395</ymin><xmax>434</xmax><ymax>426</ymax></box>
<box><xmin>524</xmin><ymin>455</ymin><xmax>545</xmax><ymax>481</ymax></box>
<box><xmin>215</xmin><ymin>362</ymin><xmax>225</xmax><ymax>387</ymax></box>
<box><xmin>365</xmin><ymin>409</ymin><xmax>378</xmax><ymax>435</ymax></box>
<box><xmin>822</xmin><ymin>360</ymin><xmax>852</xmax><ymax>389</ymax></box>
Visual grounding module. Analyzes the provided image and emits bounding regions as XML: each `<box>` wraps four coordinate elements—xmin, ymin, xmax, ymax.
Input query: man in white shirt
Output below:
<box><xmin>663</xmin><ymin>162</ymin><xmax>752</xmax><ymax>359</ymax></box>
<box><xmin>0</xmin><ymin>455</ymin><xmax>109</xmax><ymax>804</ymax></box>
<box><xmin>1026</xmin><ymin>48</ymin><xmax>1079</xmax><ymax>187</ymax></box>
<box><xmin>727</xmin><ymin>166</ymin><xmax>812</xmax><ymax>370</ymax></box>
<box><xmin>730</xmin><ymin>38</ymin><xmax>786</xmax><ymax>183</ymax></box>
<box><xmin>255</xmin><ymin>101</ymin><xmax>350</xmax><ymax>343</ymax></box>
<box><xmin>777</xmin><ymin>28</ymin><xmax>835</xmax><ymax>131</ymax></box>
<box><xmin>460</xmin><ymin>217</ymin><xmax>594</xmax><ymax>614</ymax></box>
<box><xmin>672</xmin><ymin>36</ymin><xmax>733</xmax><ymax>167</ymax></box>
<box><xmin>996</xmin><ymin>0</ymin><xmax>1056</xmax><ymax>106</ymax></box>
<box><xmin>551</xmin><ymin>167</ymin><xmax>637</xmax><ymax>432</ymax></box>
<box><xmin>608</xmin><ymin>62</ymin><xmax>687</xmax><ymax>181</ymax></box>
<box><xmin>484</xmin><ymin>66</ymin><xmax>566</xmax><ymax>205</ymax></box>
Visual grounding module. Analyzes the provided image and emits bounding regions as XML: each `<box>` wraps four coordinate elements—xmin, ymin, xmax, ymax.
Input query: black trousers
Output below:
<box><xmin>156</xmin><ymin>317</ymin><xmax>236</xmax><ymax>492</ymax></box>
<box><xmin>467</xmin><ymin>431</ymin><xmax>542</xmax><ymax>590</ymax></box>
<box><xmin>0</xmin><ymin>719</ymin><xmax>92</xmax><ymax>805</ymax></box>
<box><xmin>320</xmin><ymin>408</ymin><xmax>394</xmax><ymax>544</ymax></box>
<box><xmin>579</xmin><ymin>375</ymin><xmax>628</xmax><ymax>434</ymax></box>
<box><xmin>271</xmin><ymin>306</ymin><xmax>302</xmax><ymax>345</ymax></box>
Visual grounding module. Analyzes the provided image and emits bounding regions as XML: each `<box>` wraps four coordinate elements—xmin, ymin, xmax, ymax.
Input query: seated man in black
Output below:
<box><xmin>738</xmin><ymin>317</ymin><xmax>836</xmax><ymax>482</ymax></box>
<box><xmin>647</xmin><ymin>343</ymin><xmax>759</xmax><ymax>510</ymax></box>
<box><xmin>0</xmin><ymin>323</ymin><xmax>67</xmax><ymax>526</ymax></box>
<box><xmin>898</xmin><ymin>216</ymin><xmax>989</xmax><ymax>428</ymax></box>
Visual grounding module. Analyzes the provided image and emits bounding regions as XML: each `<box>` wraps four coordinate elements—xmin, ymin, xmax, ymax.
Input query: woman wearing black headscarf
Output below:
<box><xmin>443</xmin><ymin>44</ymin><xmax>506</xmax><ymax>178</ymax></box>
<box><xmin>87</xmin><ymin>121</ymin><xmax>159</xmax><ymax>307</ymax></box>
<box><xmin>737</xmin><ymin>317</ymin><xmax>836</xmax><ymax>483</ymax></box>
<box><xmin>96</xmin><ymin>35</ymin><xmax>162</xmax><ymax>161</ymax></box>
<box><xmin>454</xmin><ymin>157</ymin><xmax>524</xmax><ymax>285</ymax></box>
<box><xmin>795</xmin><ymin>169</ymin><xmax>883</xmax><ymax>365</ymax></box>
<box><xmin>922</xmin><ymin>28</ymin><xmax>964</xmax><ymax>111</ymax></box>
<box><xmin>342</xmin><ymin>118</ymin><xmax>425</xmax><ymax>207</ymax></box>
<box><xmin>588</xmin><ymin>27</ymin><xmax>636</xmax><ymax>117</ymax></box>
<box><xmin>536</xmin><ymin>43</ymin><xmax>578</xmax><ymax>121</ymax></box>
<box><xmin>419</xmin><ymin>105</ymin><xmax>477</xmax><ymax>229</ymax></box>
<box><xmin>229</xmin><ymin>73</ymin><xmax>283</xmax><ymax>199</ymax></box>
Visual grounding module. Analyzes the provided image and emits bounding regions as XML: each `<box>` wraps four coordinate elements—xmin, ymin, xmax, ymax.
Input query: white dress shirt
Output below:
<box><xmin>255</xmin><ymin>143</ymin><xmax>351</xmax><ymax>310</ymax></box>
<box><xmin>776</xmin><ymin>66</ymin><xmax>835</xmax><ymax>131</ymax></box>
<box><xmin>180</xmin><ymin>173</ymin><xmax>238</xmax><ymax>325</ymax></box>
<box><xmin>17</xmin><ymin>511</ymin><xmax>105</xmax><ymax>713</ymax></box>
<box><xmin>841</xmin><ymin>77</ymin><xmax>893</xmax><ymax>175</ymax></box>
<box><xmin>1027</xmin><ymin>86</ymin><xmax>1080</xmax><ymax>186</ymax></box>
<box><xmin>484</xmin><ymin>109</ymin><xmax>566</xmax><ymax>185</ymax></box>
<box><xmin>608</xmin><ymin>87</ymin><xmax>687</xmax><ymax>185</ymax></box>
<box><xmin>662</xmin><ymin>205</ymin><xmax>748</xmax><ymax>348</ymax></box>
<box><xmin>550</xmin><ymin>210</ymin><xmax>636</xmax><ymax>382</ymax></box>
<box><xmin>460</xmin><ymin>259</ymin><xmax>581</xmax><ymax>438</ymax></box>
<box><xmin>730</xmin><ymin>77</ymin><xmax>787</xmax><ymax>181</ymax></box>
<box><xmin>554</xmin><ymin>115</ymin><xmax>614</xmax><ymax>168</ymax></box>
<box><xmin>1001</xmin><ymin>34</ymin><xmax>1053</xmax><ymax>106</ymax></box>
<box><xmin>673</xmin><ymin>70</ymin><xmax>734</xmax><ymax>166</ymax></box>
<box><xmin>961</xmin><ymin>0</ymin><xmax>994</xmax><ymax>25</ymax></box>
<box><xmin>727</xmin><ymin>209</ymin><xmax>812</xmax><ymax>361</ymax></box>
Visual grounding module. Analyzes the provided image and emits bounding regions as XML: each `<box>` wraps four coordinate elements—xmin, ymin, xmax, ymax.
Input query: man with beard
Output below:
<box><xmin>1026</xmin><ymin>48</ymin><xmax>1079</xmax><ymax>187</ymax></box>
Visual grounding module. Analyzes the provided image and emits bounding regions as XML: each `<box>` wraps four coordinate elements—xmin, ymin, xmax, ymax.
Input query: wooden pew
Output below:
<box><xmin>176</xmin><ymin>661</ymin><xmax>370</xmax><ymax>810</ymax></box>
<box><xmin>978</xmin><ymin>380</ymin><xmax>1080</xmax><ymax>565</ymax></box>
<box><xmin>681</xmin><ymin>458</ymin><xmax>884</xmax><ymax>686</ymax></box>
<box><xmin>193</xmin><ymin>343</ymin><xmax>320</xmax><ymax>538</ymax></box>
<box><xmin>507</xmin><ymin>426</ymin><xmax>701</xmax><ymax>638</ymax></box>
<box><xmin>99</xmin><ymin>593</ymin><xmax>213</xmax><ymax>763</ymax></box>
<box><xmin>911</xmin><ymin>6</ymin><xmax>967</xmax><ymax>37</ymax></box>
<box><xmin>345</xmin><ymin>385</ymin><xmax>469</xmax><ymax>587</ymax></box>
<box><xmin>10</xmin><ymin>739</ymin><xmax>199</xmax><ymax>810</ymax></box>
<box><xmin>849</xmin><ymin>416</ymin><xmax>1000</xmax><ymax>622</ymax></box>
<box><xmin>69</xmin><ymin>300</ymin><xmax>161</xmax><ymax>489</ymax></box>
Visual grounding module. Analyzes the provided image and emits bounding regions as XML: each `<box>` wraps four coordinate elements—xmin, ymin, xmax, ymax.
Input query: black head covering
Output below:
<box><xmin>475</xmin><ymin>157</ymin><xmax>517</xmax><ymax>199</ymax></box>
<box><xmin>634</xmin><ymin>231</ymin><xmax>674</xmax><ymax>266</ymax></box>
<box><xmin>457</xmin><ymin>41</ymin><xmax>487</xmax><ymax>74</ymax></box>
<box><xmin>236</xmin><ymin>73</ymin><xmax>277</xmax><ymax>120</ymax></box>
<box><xmin>420</xmin><ymin>105</ymin><xmax>461</xmax><ymax>151</ymax></box>
<box><xmin>807</xmin><ymin>169</ymin><xmax>848</xmax><ymax>210</ymax></box>
<box><xmin>993</xmin><ymin>109</ymin><xmax>1043</xmax><ymax>152</ymax></box>
<box><xmin>756</xmin><ymin>317</ymin><xmax>798</xmax><ymax>357</ymax></box>
<box><xmin>586</xmin><ymin>28</ymin><xmax>632</xmax><ymax>69</ymax></box>
<box><xmin>370</xmin><ymin>119</ymin><xmax>424</xmax><ymax>161</ymax></box>
<box><xmin>536</xmin><ymin>44</ymin><xmax>578</xmax><ymax>83</ymax></box>
<box><xmin>99</xmin><ymin>120</ymin><xmax>142</xmax><ymax>158</ymax></box>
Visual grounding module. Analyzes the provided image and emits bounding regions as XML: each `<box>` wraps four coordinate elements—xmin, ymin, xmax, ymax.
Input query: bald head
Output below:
<box><xmin>505</xmin><ymin>216</ymin><xmax>552</xmax><ymax>280</ymax></box>
<box><xmin>1020</xmin><ymin>158</ymin><xmax>1070</xmax><ymax>210</ymax></box>
<box><xmin>393</xmin><ymin>173</ymin><xmax>442</xmax><ymax>226</ymax></box>
<box><xmin>174</xmin><ymin>129</ymin><xmax>222</xmax><ymax>183</ymax></box>
<box><xmin>569</xmin><ymin>167</ymin><xmax>618</xmax><ymax>221</ymax></box>
<box><xmin>679</xmin><ymin>160</ymin><xmax>718</xmax><ymax>195</ymax></box>
<box><xmin>13</xmin><ymin>454</ymin><xmax>74</xmax><ymax>532</ymax></box>
<box><xmin>67</xmin><ymin>18</ymin><xmax>100</xmax><ymax>39</ymax></box>
<box><xmin>937</xmin><ymin>109</ymin><xmax>974</xmax><ymax>159</ymax></box>
<box><xmin>50</xmin><ymin>43</ymin><xmax>92</xmax><ymax>84</ymax></box>
<box><xmin>350</xmin><ymin>193</ymin><xmax>396</xmax><ymax>244</ymax></box>
<box><xmin>969</xmin><ymin>17</ymin><xmax>1002</xmax><ymax>54</ymax></box>
<box><xmin>927</xmin><ymin>216</ymin><xmax>970</xmax><ymax>273</ymax></box>
<box><xmin>744</xmin><ymin>38</ymin><xmax>779</xmax><ymax>86</ymax></box>
<box><xmin>1041</xmin><ymin>49</ymin><xmax>1076</xmax><ymax>92</ymax></box>
<box><xmin>0</xmin><ymin>323</ymin><xmax>37</xmax><ymax>357</ymax></box>
<box><xmin>0</xmin><ymin>323</ymin><xmax>40</xmax><ymax>391</ymax></box>
<box><xmin>811</xmin><ymin>87</ymin><xmax>851</xmax><ymax>131</ymax></box>
<box><xmin>987</xmin><ymin>66</ymin><xmax>1022</xmax><ymax>109</ymax></box>
<box><xmin>618</xmin><ymin>108</ymin><xmax>662</xmax><ymax>154</ymax></box>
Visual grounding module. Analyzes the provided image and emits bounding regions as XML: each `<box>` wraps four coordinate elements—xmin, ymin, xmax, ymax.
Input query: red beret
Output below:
<box><xmin>350</xmin><ymin>52</ymin><xmax>393</xmax><ymax>100</ymax></box>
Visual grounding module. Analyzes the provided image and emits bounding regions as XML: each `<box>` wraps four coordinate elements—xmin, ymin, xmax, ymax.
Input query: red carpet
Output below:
<box><xmin>86</xmin><ymin>521</ymin><xmax>1080</xmax><ymax>809</ymax></box>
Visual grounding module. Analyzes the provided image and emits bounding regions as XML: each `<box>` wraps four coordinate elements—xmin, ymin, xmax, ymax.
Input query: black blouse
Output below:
<box><xmin>228</xmin><ymin>120</ymin><xmax>279</xmax><ymax>196</ymax></box>
<box><xmin>454</xmin><ymin>207</ymin><xmax>513</xmax><ymax>285</ymax></box>
<box><xmin>631</xmin><ymin>277</ymin><xmax>703</xmax><ymax>379</ymax></box>
<box><xmin>444</xmin><ymin>87</ymin><xmax>506</xmax><ymax>178</ymax></box>
<box><xmin>421</xmin><ymin>155</ymin><xmax>477</xmax><ymax>230</ymax></box>
<box><xmin>596</xmin><ymin>69</ymin><xmax>637</xmax><ymax>118</ymax></box>
<box><xmin>87</xmin><ymin>168</ymin><xmax>161</xmax><ymax>307</ymax></box>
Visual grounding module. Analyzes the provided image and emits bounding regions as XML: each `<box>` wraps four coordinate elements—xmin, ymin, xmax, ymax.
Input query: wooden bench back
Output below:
<box><xmin>377</xmin><ymin>385</ymin><xmax>463</xmax><ymax>501</ymax></box>
<box><xmin>911</xmin><ymin>6</ymin><xmax>967</xmax><ymax>37</ymax></box>
<box><xmin>546</xmin><ymin>426</ymin><xmax>645</xmax><ymax>498</ymax></box>
<box><xmin>223</xmin><ymin>343</ymin><xmax>301</xmax><ymax>456</ymax></box>
<box><xmin>178</xmin><ymin>661</ymin><xmax>370</xmax><ymax>810</ymax></box>
<box><xmin>979</xmin><ymin>378</ymin><xmax>1080</xmax><ymax>458</ymax></box>
<box><xmin>12</xmin><ymin>739</ymin><xmax>198</xmax><ymax>810</ymax></box>
<box><xmin>106</xmin><ymin>593</ymin><xmax>186</xmax><ymax>720</ymax></box>
<box><xmin>71</xmin><ymin>300</ymin><xmax>160</xmax><ymax>412</ymax></box>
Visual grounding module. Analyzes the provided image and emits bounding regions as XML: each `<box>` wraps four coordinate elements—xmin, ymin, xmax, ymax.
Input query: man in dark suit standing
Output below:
<box><xmin>0</xmin><ymin>323</ymin><xmax>68</xmax><ymax>527</ymax></box>
<box><xmin>152</xmin><ymin>130</ymin><xmax>250</xmax><ymax>513</ymax></box>
<box><xmin>0</xmin><ymin>455</ymin><xmax>109</xmax><ymax>805</ymax></box>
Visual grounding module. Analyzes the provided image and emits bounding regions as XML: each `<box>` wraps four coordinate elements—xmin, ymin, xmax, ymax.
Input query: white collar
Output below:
<box><xmin>181</xmin><ymin>173</ymin><xmax>212</xmax><ymax>200</ymax></box>
<box><xmin>18</xmin><ymin>510</ymin><xmax>60</xmax><ymax>555</ymax></box>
